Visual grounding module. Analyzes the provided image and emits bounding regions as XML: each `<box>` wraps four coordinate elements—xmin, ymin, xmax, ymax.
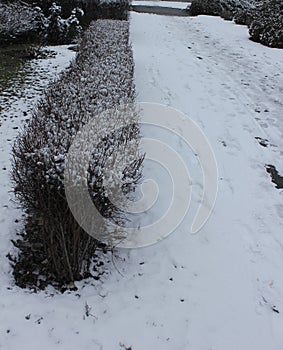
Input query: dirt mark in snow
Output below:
<box><xmin>266</xmin><ymin>164</ymin><xmax>283</xmax><ymax>189</ymax></box>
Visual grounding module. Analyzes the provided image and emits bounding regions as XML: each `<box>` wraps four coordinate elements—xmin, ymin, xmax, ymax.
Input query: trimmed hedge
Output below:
<box><xmin>12</xmin><ymin>19</ymin><xmax>142</xmax><ymax>290</ymax></box>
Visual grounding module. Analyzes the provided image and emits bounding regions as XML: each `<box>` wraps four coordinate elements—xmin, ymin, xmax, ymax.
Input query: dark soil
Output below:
<box><xmin>265</xmin><ymin>164</ymin><xmax>283</xmax><ymax>189</ymax></box>
<box><xmin>255</xmin><ymin>136</ymin><xmax>269</xmax><ymax>147</ymax></box>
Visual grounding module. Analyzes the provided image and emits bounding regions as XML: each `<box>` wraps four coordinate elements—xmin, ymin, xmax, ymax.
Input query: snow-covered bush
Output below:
<box><xmin>23</xmin><ymin>0</ymin><xmax>130</xmax><ymax>25</ymax></box>
<box><xmin>234</xmin><ymin>7</ymin><xmax>255</xmax><ymax>25</ymax></box>
<box><xmin>76</xmin><ymin>0</ymin><xmax>130</xmax><ymax>25</ymax></box>
<box><xmin>189</xmin><ymin>0</ymin><xmax>255</xmax><ymax>23</ymax></box>
<box><xmin>189</xmin><ymin>0</ymin><xmax>224</xmax><ymax>17</ymax></box>
<box><xmin>12</xmin><ymin>20</ymin><xmax>142</xmax><ymax>289</ymax></box>
<box><xmin>46</xmin><ymin>3</ymin><xmax>82</xmax><ymax>44</ymax></box>
<box><xmin>0</xmin><ymin>0</ymin><xmax>130</xmax><ymax>46</ymax></box>
<box><xmin>249</xmin><ymin>0</ymin><xmax>283</xmax><ymax>48</ymax></box>
<box><xmin>0</xmin><ymin>0</ymin><xmax>84</xmax><ymax>45</ymax></box>
<box><xmin>0</xmin><ymin>1</ymin><xmax>46</xmax><ymax>45</ymax></box>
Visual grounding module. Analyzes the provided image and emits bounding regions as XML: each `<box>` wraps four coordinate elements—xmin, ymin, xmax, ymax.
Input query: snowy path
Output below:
<box><xmin>130</xmin><ymin>13</ymin><xmax>283</xmax><ymax>349</ymax></box>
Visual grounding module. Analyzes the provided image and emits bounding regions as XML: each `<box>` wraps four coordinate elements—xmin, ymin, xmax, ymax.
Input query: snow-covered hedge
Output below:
<box><xmin>249</xmin><ymin>0</ymin><xmax>283</xmax><ymax>48</ymax></box>
<box><xmin>12</xmin><ymin>20</ymin><xmax>141</xmax><ymax>289</ymax></box>
<box><xmin>189</xmin><ymin>0</ymin><xmax>254</xmax><ymax>21</ymax></box>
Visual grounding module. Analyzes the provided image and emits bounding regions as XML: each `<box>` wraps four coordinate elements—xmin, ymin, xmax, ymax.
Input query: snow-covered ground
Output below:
<box><xmin>1</xmin><ymin>11</ymin><xmax>283</xmax><ymax>350</ymax></box>
<box><xmin>132</xmin><ymin>1</ymin><xmax>190</xmax><ymax>9</ymax></box>
<box><xmin>130</xmin><ymin>13</ymin><xmax>283</xmax><ymax>349</ymax></box>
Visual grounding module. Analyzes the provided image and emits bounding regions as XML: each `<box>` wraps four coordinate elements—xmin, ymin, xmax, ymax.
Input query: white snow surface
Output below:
<box><xmin>130</xmin><ymin>13</ymin><xmax>283</xmax><ymax>349</ymax></box>
<box><xmin>1</xmin><ymin>12</ymin><xmax>283</xmax><ymax>350</ymax></box>
<box><xmin>132</xmin><ymin>1</ymin><xmax>190</xmax><ymax>9</ymax></box>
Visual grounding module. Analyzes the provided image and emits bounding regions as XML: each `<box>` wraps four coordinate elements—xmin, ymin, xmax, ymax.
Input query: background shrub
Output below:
<box><xmin>46</xmin><ymin>3</ymin><xmax>83</xmax><ymax>44</ymax></box>
<box><xmin>0</xmin><ymin>1</ymin><xmax>46</xmax><ymax>45</ymax></box>
<box><xmin>189</xmin><ymin>0</ymin><xmax>254</xmax><ymax>20</ymax></box>
<box><xmin>249</xmin><ymin>0</ymin><xmax>283</xmax><ymax>48</ymax></box>
<box><xmin>21</xmin><ymin>0</ymin><xmax>129</xmax><ymax>25</ymax></box>
<box><xmin>0</xmin><ymin>0</ymin><xmax>130</xmax><ymax>46</ymax></box>
<box><xmin>76</xmin><ymin>0</ymin><xmax>130</xmax><ymax>25</ymax></box>
<box><xmin>0</xmin><ymin>0</ymin><xmax>83</xmax><ymax>45</ymax></box>
<box><xmin>189</xmin><ymin>0</ymin><xmax>283</xmax><ymax>48</ymax></box>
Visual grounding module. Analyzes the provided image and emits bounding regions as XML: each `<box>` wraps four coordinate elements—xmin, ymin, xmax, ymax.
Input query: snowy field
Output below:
<box><xmin>0</xmin><ymin>11</ymin><xmax>283</xmax><ymax>350</ymax></box>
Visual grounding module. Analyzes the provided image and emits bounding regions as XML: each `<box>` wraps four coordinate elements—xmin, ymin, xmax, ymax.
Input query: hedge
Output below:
<box><xmin>12</xmin><ymin>19</ymin><xmax>142</xmax><ymax>290</ymax></box>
